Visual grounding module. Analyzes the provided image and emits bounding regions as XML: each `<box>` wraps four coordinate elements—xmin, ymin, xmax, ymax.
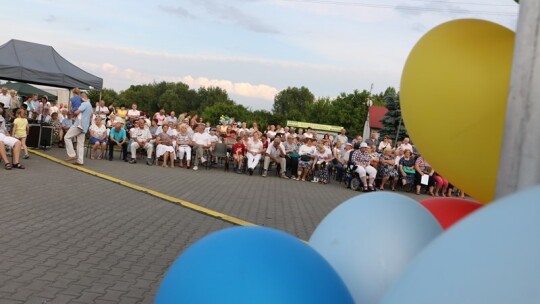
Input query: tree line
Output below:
<box><xmin>87</xmin><ymin>81</ymin><xmax>407</xmax><ymax>140</ymax></box>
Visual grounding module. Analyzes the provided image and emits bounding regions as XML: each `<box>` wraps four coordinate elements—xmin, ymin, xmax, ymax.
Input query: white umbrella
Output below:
<box><xmin>362</xmin><ymin>116</ymin><xmax>370</xmax><ymax>142</ymax></box>
<box><xmin>362</xmin><ymin>98</ymin><xmax>373</xmax><ymax>142</ymax></box>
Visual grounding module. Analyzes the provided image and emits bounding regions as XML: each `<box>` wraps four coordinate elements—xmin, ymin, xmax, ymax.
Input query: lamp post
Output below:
<box><xmin>394</xmin><ymin>109</ymin><xmax>402</xmax><ymax>149</ymax></box>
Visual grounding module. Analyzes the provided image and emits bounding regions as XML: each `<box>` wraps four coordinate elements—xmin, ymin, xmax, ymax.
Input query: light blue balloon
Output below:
<box><xmin>380</xmin><ymin>185</ymin><xmax>540</xmax><ymax>304</ymax></box>
<box><xmin>309</xmin><ymin>192</ymin><xmax>442</xmax><ymax>304</ymax></box>
<box><xmin>156</xmin><ymin>226</ymin><xmax>354</xmax><ymax>304</ymax></box>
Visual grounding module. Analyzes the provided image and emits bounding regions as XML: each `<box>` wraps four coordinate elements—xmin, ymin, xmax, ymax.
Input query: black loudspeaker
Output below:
<box><xmin>40</xmin><ymin>126</ymin><xmax>53</xmax><ymax>148</ymax></box>
<box><xmin>27</xmin><ymin>124</ymin><xmax>41</xmax><ymax>148</ymax></box>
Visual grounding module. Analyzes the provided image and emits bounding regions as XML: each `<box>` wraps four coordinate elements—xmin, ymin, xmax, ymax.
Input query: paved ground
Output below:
<box><xmin>0</xmin><ymin>145</ymin><xmax>444</xmax><ymax>303</ymax></box>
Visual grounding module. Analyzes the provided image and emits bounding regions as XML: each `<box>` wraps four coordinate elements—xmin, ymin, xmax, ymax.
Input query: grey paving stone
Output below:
<box><xmin>0</xmin><ymin>152</ymin><xmax>232</xmax><ymax>303</ymax></box>
<box><xmin>0</xmin><ymin>146</ymin><xmax>438</xmax><ymax>303</ymax></box>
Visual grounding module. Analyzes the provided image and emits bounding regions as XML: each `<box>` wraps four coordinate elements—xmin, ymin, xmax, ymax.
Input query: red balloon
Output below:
<box><xmin>420</xmin><ymin>198</ymin><xmax>482</xmax><ymax>230</ymax></box>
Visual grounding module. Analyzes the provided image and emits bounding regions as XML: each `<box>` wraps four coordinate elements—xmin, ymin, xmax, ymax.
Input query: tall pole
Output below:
<box><xmin>394</xmin><ymin>111</ymin><xmax>402</xmax><ymax>149</ymax></box>
<box><xmin>496</xmin><ymin>0</ymin><xmax>540</xmax><ymax>198</ymax></box>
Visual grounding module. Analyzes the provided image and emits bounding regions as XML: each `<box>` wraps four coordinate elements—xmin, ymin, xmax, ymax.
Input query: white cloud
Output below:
<box><xmin>68</xmin><ymin>42</ymin><xmax>349</xmax><ymax>72</ymax></box>
<box><xmin>180</xmin><ymin>76</ymin><xmax>278</xmax><ymax>100</ymax></box>
<box><xmin>79</xmin><ymin>62</ymin><xmax>279</xmax><ymax>101</ymax></box>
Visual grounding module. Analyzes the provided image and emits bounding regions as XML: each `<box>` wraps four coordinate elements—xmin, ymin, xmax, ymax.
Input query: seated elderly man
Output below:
<box><xmin>191</xmin><ymin>124</ymin><xmax>211</xmax><ymax>171</ymax></box>
<box><xmin>108</xmin><ymin>118</ymin><xmax>128</xmax><ymax>161</ymax></box>
<box><xmin>262</xmin><ymin>137</ymin><xmax>288</xmax><ymax>178</ymax></box>
<box><xmin>0</xmin><ymin>133</ymin><xmax>24</xmax><ymax>169</ymax></box>
<box><xmin>129</xmin><ymin>118</ymin><xmax>153</xmax><ymax>165</ymax></box>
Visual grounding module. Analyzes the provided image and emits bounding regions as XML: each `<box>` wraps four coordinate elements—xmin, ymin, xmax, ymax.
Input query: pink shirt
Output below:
<box><xmin>154</xmin><ymin>113</ymin><xmax>165</xmax><ymax>126</ymax></box>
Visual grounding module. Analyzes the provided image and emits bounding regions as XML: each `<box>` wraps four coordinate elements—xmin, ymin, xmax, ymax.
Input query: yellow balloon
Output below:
<box><xmin>401</xmin><ymin>19</ymin><xmax>514</xmax><ymax>203</ymax></box>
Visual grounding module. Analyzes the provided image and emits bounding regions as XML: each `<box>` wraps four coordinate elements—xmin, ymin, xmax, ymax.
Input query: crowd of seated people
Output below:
<box><xmin>0</xmin><ymin>94</ymin><xmax>466</xmax><ymax>197</ymax></box>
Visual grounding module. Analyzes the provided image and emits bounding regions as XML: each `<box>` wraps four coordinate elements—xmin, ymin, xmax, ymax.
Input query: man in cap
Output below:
<box><xmin>108</xmin><ymin>117</ymin><xmax>128</xmax><ymax>161</ymax></box>
<box><xmin>128</xmin><ymin>118</ymin><xmax>153</xmax><ymax>165</ymax></box>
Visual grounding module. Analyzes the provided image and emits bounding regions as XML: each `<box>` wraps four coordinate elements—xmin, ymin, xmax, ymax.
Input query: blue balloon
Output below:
<box><xmin>156</xmin><ymin>227</ymin><xmax>354</xmax><ymax>304</ymax></box>
<box><xmin>380</xmin><ymin>185</ymin><xmax>540</xmax><ymax>304</ymax></box>
<box><xmin>310</xmin><ymin>192</ymin><xmax>442</xmax><ymax>304</ymax></box>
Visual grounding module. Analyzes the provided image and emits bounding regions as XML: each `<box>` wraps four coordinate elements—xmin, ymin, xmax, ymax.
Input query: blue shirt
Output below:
<box><xmin>109</xmin><ymin>127</ymin><xmax>127</xmax><ymax>142</ymax></box>
<box><xmin>75</xmin><ymin>101</ymin><xmax>93</xmax><ymax>133</ymax></box>
<box><xmin>70</xmin><ymin>95</ymin><xmax>82</xmax><ymax>112</ymax></box>
<box><xmin>62</xmin><ymin>118</ymin><xmax>73</xmax><ymax>128</ymax></box>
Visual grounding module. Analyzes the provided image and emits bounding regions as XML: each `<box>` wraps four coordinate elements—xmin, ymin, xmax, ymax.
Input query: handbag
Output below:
<box><xmin>300</xmin><ymin>154</ymin><xmax>311</xmax><ymax>161</ymax></box>
<box><xmin>403</xmin><ymin>167</ymin><xmax>415</xmax><ymax>174</ymax></box>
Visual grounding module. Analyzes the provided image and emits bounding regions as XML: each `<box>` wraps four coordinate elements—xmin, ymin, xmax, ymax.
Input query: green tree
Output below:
<box><xmin>158</xmin><ymin>89</ymin><xmax>180</xmax><ymax>113</ymax></box>
<box><xmin>201</xmin><ymin>101</ymin><xmax>250</xmax><ymax>125</ymax></box>
<box><xmin>87</xmin><ymin>88</ymin><xmax>119</xmax><ymax>106</ymax></box>
<box><xmin>247</xmin><ymin>109</ymin><xmax>274</xmax><ymax>131</ymax></box>
<box><xmin>306</xmin><ymin>97</ymin><xmax>332</xmax><ymax>125</ymax></box>
<box><xmin>119</xmin><ymin>84</ymin><xmax>156</xmax><ymax>112</ymax></box>
<box><xmin>272</xmin><ymin>86</ymin><xmax>315</xmax><ymax>122</ymax></box>
<box><xmin>378</xmin><ymin>88</ymin><xmax>408</xmax><ymax>142</ymax></box>
<box><xmin>325</xmin><ymin>89</ymin><xmax>371</xmax><ymax>136</ymax></box>
<box><xmin>196</xmin><ymin>87</ymin><xmax>232</xmax><ymax>111</ymax></box>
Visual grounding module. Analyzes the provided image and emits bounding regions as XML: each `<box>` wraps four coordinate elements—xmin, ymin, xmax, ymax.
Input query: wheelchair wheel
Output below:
<box><xmin>350</xmin><ymin>178</ymin><xmax>361</xmax><ymax>191</ymax></box>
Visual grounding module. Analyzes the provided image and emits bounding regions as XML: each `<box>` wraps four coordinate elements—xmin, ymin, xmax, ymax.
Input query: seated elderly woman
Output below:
<box><xmin>295</xmin><ymin>138</ymin><xmax>316</xmax><ymax>181</ymax></box>
<box><xmin>433</xmin><ymin>172</ymin><xmax>449</xmax><ymax>197</ymax></box>
<box><xmin>314</xmin><ymin>143</ymin><xmax>333</xmax><ymax>184</ymax></box>
<box><xmin>378</xmin><ymin>148</ymin><xmax>398</xmax><ymax>191</ymax></box>
<box><xmin>283</xmin><ymin>135</ymin><xmax>299</xmax><ymax>178</ymax></box>
<box><xmin>224</xmin><ymin>129</ymin><xmax>237</xmax><ymax>154</ymax></box>
<box><xmin>399</xmin><ymin>148</ymin><xmax>416</xmax><ymax>190</ymax></box>
<box><xmin>49</xmin><ymin>112</ymin><xmax>62</xmax><ymax>144</ymax></box>
<box><xmin>351</xmin><ymin>143</ymin><xmax>378</xmax><ymax>191</ymax></box>
<box><xmin>378</xmin><ymin>135</ymin><xmax>392</xmax><ymax>152</ymax></box>
<box><xmin>156</xmin><ymin>124</ymin><xmax>175</xmax><ymax>168</ymax></box>
<box><xmin>414</xmin><ymin>154</ymin><xmax>435</xmax><ymax>196</ymax></box>
<box><xmin>0</xmin><ymin>133</ymin><xmax>24</xmax><ymax>169</ymax></box>
<box><xmin>89</xmin><ymin>116</ymin><xmax>108</xmax><ymax>159</ymax></box>
<box><xmin>246</xmin><ymin>132</ymin><xmax>264</xmax><ymax>175</ymax></box>
<box><xmin>176</xmin><ymin>124</ymin><xmax>192</xmax><ymax>168</ymax></box>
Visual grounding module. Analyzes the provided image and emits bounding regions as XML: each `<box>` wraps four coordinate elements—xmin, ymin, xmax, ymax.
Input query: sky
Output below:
<box><xmin>1</xmin><ymin>0</ymin><xmax>519</xmax><ymax>110</ymax></box>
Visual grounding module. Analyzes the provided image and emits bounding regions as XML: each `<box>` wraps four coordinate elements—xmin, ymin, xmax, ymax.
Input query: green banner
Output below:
<box><xmin>286</xmin><ymin>120</ymin><xmax>343</xmax><ymax>132</ymax></box>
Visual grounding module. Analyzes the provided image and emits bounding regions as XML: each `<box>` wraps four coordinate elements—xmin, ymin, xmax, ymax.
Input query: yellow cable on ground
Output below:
<box><xmin>30</xmin><ymin>150</ymin><xmax>257</xmax><ymax>227</ymax></box>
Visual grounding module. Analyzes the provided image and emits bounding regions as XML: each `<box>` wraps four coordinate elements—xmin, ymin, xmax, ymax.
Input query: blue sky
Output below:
<box><xmin>1</xmin><ymin>0</ymin><xmax>519</xmax><ymax>110</ymax></box>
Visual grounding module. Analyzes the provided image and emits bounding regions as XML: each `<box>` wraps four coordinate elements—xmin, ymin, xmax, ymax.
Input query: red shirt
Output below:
<box><xmin>232</xmin><ymin>143</ymin><xmax>246</xmax><ymax>156</ymax></box>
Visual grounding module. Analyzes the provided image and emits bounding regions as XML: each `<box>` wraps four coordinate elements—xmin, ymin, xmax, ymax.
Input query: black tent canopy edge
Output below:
<box><xmin>0</xmin><ymin>39</ymin><xmax>103</xmax><ymax>91</ymax></box>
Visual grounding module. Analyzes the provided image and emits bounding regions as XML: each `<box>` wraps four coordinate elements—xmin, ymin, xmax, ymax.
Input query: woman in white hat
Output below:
<box><xmin>352</xmin><ymin>142</ymin><xmax>378</xmax><ymax>191</ymax></box>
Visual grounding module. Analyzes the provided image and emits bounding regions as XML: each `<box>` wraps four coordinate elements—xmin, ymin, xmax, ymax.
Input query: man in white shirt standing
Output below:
<box><xmin>0</xmin><ymin>87</ymin><xmax>10</xmax><ymax>111</ymax></box>
<box><xmin>191</xmin><ymin>124</ymin><xmax>211</xmax><ymax>171</ymax></box>
<box><xmin>127</xmin><ymin>103</ymin><xmax>140</xmax><ymax>120</ymax></box>
<box><xmin>129</xmin><ymin>118</ymin><xmax>153</xmax><ymax>166</ymax></box>
<box><xmin>399</xmin><ymin>137</ymin><xmax>413</xmax><ymax>153</ymax></box>
<box><xmin>333</xmin><ymin>128</ymin><xmax>349</xmax><ymax>145</ymax></box>
<box><xmin>166</xmin><ymin>111</ymin><xmax>177</xmax><ymax>124</ymax></box>
<box><xmin>262</xmin><ymin>137</ymin><xmax>288</xmax><ymax>178</ymax></box>
<box><xmin>95</xmin><ymin>100</ymin><xmax>110</xmax><ymax>120</ymax></box>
